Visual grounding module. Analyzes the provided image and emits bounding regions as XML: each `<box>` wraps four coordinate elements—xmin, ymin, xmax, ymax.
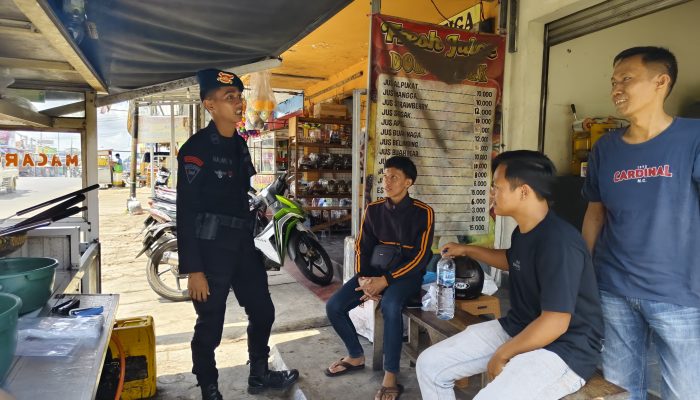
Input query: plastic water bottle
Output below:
<box><xmin>436</xmin><ymin>256</ymin><xmax>456</xmax><ymax>320</ymax></box>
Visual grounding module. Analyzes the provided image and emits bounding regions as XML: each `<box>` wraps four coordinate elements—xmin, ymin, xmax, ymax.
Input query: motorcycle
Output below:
<box><xmin>138</xmin><ymin>172</ymin><xmax>335</xmax><ymax>302</ymax></box>
<box><xmin>137</xmin><ymin>187</ymin><xmax>181</xmax><ymax>301</ymax></box>
<box><xmin>250</xmin><ymin>172</ymin><xmax>334</xmax><ymax>286</ymax></box>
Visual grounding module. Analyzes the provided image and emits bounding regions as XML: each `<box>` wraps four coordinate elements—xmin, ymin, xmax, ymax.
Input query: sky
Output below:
<box><xmin>96</xmin><ymin>102</ymin><xmax>132</xmax><ymax>153</ymax></box>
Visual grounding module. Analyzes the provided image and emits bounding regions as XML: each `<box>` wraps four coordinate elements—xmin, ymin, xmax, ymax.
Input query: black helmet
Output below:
<box><xmin>298</xmin><ymin>156</ymin><xmax>314</xmax><ymax>170</ymax></box>
<box><xmin>454</xmin><ymin>256</ymin><xmax>484</xmax><ymax>300</ymax></box>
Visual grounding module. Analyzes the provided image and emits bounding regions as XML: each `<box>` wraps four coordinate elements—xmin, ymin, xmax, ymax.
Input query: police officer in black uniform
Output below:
<box><xmin>177</xmin><ymin>69</ymin><xmax>299</xmax><ymax>400</ymax></box>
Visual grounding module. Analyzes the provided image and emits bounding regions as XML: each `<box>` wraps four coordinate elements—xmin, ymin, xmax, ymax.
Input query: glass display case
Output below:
<box><xmin>248</xmin><ymin>129</ymin><xmax>288</xmax><ymax>191</ymax></box>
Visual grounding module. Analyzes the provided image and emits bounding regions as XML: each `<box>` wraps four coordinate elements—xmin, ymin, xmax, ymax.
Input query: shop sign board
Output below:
<box><xmin>368</xmin><ymin>14</ymin><xmax>505</xmax><ymax>236</ymax></box>
<box><xmin>441</xmin><ymin>3</ymin><xmax>482</xmax><ymax>31</ymax></box>
<box><xmin>2</xmin><ymin>152</ymin><xmax>80</xmax><ymax>167</ymax></box>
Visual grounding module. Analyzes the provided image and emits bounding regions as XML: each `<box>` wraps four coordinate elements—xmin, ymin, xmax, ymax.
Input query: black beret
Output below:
<box><xmin>196</xmin><ymin>68</ymin><xmax>244</xmax><ymax>101</ymax></box>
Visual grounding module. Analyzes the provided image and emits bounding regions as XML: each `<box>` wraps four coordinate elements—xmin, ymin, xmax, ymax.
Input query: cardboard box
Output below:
<box><xmin>313</xmin><ymin>103</ymin><xmax>347</xmax><ymax>118</ymax></box>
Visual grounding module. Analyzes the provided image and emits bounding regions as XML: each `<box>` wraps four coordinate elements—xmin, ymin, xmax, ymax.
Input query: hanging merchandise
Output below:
<box><xmin>245</xmin><ymin>71</ymin><xmax>277</xmax><ymax>131</ymax></box>
<box><xmin>62</xmin><ymin>0</ymin><xmax>86</xmax><ymax>44</ymax></box>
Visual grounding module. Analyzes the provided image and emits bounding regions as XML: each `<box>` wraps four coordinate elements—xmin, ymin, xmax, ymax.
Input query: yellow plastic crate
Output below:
<box><xmin>108</xmin><ymin>316</ymin><xmax>157</xmax><ymax>399</ymax></box>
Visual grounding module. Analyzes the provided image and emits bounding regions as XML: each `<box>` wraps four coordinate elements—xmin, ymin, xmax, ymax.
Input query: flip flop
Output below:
<box><xmin>374</xmin><ymin>383</ymin><xmax>404</xmax><ymax>400</ymax></box>
<box><xmin>324</xmin><ymin>358</ymin><xmax>366</xmax><ymax>377</ymax></box>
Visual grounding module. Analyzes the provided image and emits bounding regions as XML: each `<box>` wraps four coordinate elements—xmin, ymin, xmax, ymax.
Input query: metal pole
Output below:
<box><xmin>130</xmin><ymin>104</ymin><xmax>139</xmax><ymax>199</ymax></box>
<box><xmin>189</xmin><ymin>103</ymin><xmax>194</xmax><ymax>136</ymax></box>
<box><xmin>344</xmin><ymin>0</ymin><xmax>381</xmax><ymax>284</ymax></box>
<box><xmin>84</xmin><ymin>91</ymin><xmax>100</xmax><ymax>243</ymax></box>
<box><xmin>362</xmin><ymin>0</ymin><xmax>380</xmax><ymax>206</ymax></box>
<box><xmin>126</xmin><ymin>103</ymin><xmax>143</xmax><ymax>214</ymax></box>
<box><xmin>170</xmin><ymin>103</ymin><xmax>176</xmax><ymax>188</ymax></box>
<box><xmin>150</xmin><ymin>143</ymin><xmax>156</xmax><ymax>198</ymax></box>
<box><xmin>351</xmin><ymin>89</ymin><xmax>366</xmax><ymax>237</ymax></box>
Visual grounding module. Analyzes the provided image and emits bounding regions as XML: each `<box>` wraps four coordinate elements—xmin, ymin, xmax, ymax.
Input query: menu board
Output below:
<box><xmin>368</xmin><ymin>14</ymin><xmax>505</xmax><ymax>236</ymax></box>
<box><xmin>374</xmin><ymin>75</ymin><xmax>494</xmax><ymax>234</ymax></box>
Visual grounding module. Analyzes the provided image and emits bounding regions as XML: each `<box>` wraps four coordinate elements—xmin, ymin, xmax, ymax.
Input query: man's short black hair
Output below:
<box><xmin>384</xmin><ymin>156</ymin><xmax>417</xmax><ymax>183</ymax></box>
<box><xmin>492</xmin><ymin>150</ymin><xmax>556</xmax><ymax>201</ymax></box>
<box><xmin>613</xmin><ymin>46</ymin><xmax>678</xmax><ymax>96</ymax></box>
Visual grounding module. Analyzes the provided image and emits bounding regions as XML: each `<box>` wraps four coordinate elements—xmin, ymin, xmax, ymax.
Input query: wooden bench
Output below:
<box><xmin>372</xmin><ymin>305</ymin><xmax>628</xmax><ymax>399</ymax></box>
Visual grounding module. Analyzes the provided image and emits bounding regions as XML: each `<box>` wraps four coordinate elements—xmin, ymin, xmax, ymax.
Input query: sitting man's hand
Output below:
<box><xmin>188</xmin><ymin>272</ymin><xmax>210</xmax><ymax>303</ymax></box>
<box><xmin>440</xmin><ymin>242</ymin><xmax>468</xmax><ymax>258</ymax></box>
<box><xmin>487</xmin><ymin>349</ymin><xmax>509</xmax><ymax>381</ymax></box>
<box><xmin>356</xmin><ymin>277</ymin><xmax>380</xmax><ymax>302</ymax></box>
<box><xmin>355</xmin><ymin>276</ymin><xmax>388</xmax><ymax>298</ymax></box>
<box><xmin>358</xmin><ymin>276</ymin><xmax>388</xmax><ymax>296</ymax></box>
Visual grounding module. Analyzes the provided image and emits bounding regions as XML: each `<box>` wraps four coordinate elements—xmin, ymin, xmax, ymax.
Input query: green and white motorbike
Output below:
<box><xmin>139</xmin><ymin>172</ymin><xmax>334</xmax><ymax>302</ymax></box>
<box><xmin>250</xmin><ymin>172</ymin><xmax>334</xmax><ymax>286</ymax></box>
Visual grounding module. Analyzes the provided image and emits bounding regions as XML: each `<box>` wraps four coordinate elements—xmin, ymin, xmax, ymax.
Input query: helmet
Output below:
<box><xmin>454</xmin><ymin>256</ymin><xmax>484</xmax><ymax>300</ymax></box>
<box><xmin>336</xmin><ymin>180</ymin><xmax>349</xmax><ymax>194</ymax></box>
<box><xmin>308</xmin><ymin>153</ymin><xmax>320</xmax><ymax>168</ymax></box>
<box><xmin>298</xmin><ymin>156</ymin><xmax>314</xmax><ymax>170</ymax></box>
<box><xmin>319</xmin><ymin>154</ymin><xmax>337</xmax><ymax>169</ymax></box>
<box><xmin>340</xmin><ymin>154</ymin><xmax>352</xmax><ymax>170</ymax></box>
<box><xmin>329</xmin><ymin>130</ymin><xmax>341</xmax><ymax>144</ymax></box>
<box><xmin>308</xmin><ymin>180</ymin><xmax>324</xmax><ymax>194</ymax></box>
<box><xmin>326</xmin><ymin>179</ymin><xmax>338</xmax><ymax>194</ymax></box>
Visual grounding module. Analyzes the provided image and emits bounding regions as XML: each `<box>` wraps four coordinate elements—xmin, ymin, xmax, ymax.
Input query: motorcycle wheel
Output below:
<box><xmin>146</xmin><ymin>238</ymin><xmax>189</xmax><ymax>301</ymax></box>
<box><xmin>291</xmin><ymin>233</ymin><xmax>334</xmax><ymax>286</ymax></box>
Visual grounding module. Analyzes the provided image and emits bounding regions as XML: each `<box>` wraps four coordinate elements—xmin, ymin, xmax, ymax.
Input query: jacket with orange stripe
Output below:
<box><xmin>355</xmin><ymin>195</ymin><xmax>435</xmax><ymax>284</ymax></box>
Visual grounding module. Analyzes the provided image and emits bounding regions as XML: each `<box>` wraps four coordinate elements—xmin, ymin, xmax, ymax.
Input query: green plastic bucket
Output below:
<box><xmin>0</xmin><ymin>292</ymin><xmax>21</xmax><ymax>383</ymax></box>
<box><xmin>0</xmin><ymin>257</ymin><xmax>58</xmax><ymax>315</ymax></box>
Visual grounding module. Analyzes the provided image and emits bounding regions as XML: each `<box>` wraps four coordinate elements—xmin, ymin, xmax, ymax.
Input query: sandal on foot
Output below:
<box><xmin>324</xmin><ymin>358</ymin><xmax>365</xmax><ymax>377</ymax></box>
<box><xmin>374</xmin><ymin>383</ymin><xmax>404</xmax><ymax>400</ymax></box>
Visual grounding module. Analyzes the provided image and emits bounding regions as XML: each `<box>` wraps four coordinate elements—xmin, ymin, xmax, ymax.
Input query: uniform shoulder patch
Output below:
<box><xmin>184</xmin><ymin>164</ymin><xmax>201</xmax><ymax>183</ymax></box>
<box><xmin>183</xmin><ymin>155</ymin><xmax>204</xmax><ymax>167</ymax></box>
<box><xmin>183</xmin><ymin>155</ymin><xmax>204</xmax><ymax>183</ymax></box>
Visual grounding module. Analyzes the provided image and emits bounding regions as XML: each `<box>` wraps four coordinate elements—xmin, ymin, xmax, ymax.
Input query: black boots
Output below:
<box><xmin>247</xmin><ymin>359</ymin><xmax>299</xmax><ymax>394</ymax></box>
<box><xmin>200</xmin><ymin>382</ymin><xmax>223</xmax><ymax>400</ymax></box>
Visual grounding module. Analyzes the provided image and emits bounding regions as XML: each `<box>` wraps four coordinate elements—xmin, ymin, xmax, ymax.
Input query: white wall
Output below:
<box><xmin>500</xmin><ymin>0</ymin><xmax>605</xmax><ymax>154</ymax></box>
<box><xmin>495</xmin><ymin>0</ymin><xmax>604</xmax><ymax>249</ymax></box>
<box><xmin>543</xmin><ymin>0</ymin><xmax>700</xmax><ymax>172</ymax></box>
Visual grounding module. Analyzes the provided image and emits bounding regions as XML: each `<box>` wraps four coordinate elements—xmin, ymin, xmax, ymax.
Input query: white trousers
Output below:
<box><xmin>416</xmin><ymin>320</ymin><xmax>585</xmax><ymax>400</ymax></box>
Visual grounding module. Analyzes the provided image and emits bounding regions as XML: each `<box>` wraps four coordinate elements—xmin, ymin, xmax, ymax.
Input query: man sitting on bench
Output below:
<box><xmin>416</xmin><ymin>150</ymin><xmax>604</xmax><ymax>400</ymax></box>
<box><xmin>325</xmin><ymin>156</ymin><xmax>434</xmax><ymax>400</ymax></box>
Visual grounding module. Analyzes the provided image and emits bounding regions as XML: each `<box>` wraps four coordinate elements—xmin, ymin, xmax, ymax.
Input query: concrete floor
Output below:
<box><xmin>99</xmin><ymin>188</ymin><xmax>451</xmax><ymax>399</ymax></box>
<box><xmin>98</xmin><ymin>187</ymin><xmax>661</xmax><ymax>400</ymax></box>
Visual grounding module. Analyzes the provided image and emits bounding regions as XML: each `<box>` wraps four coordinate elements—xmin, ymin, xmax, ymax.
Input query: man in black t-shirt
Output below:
<box><xmin>416</xmin><ymin>151</ymin><xmax>603</xmax><ymax>400</ymax></box>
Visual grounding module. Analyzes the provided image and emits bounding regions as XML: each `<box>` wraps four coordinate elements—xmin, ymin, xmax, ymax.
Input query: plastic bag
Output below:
<box><xmin>15</xmin><ymin>316</ymin><xmax>104</xmax><ymax>357</ymax></box>
<box><xmin>482</xmin><ymin>271</ymin><xmax>499</xmax><ymax>295</ymax></box>
<box><xmin>245</xmin><ymin>71</ymin><xmax>277</xmax><ymax>131</ymax></box>
<box><xmin>17</xmin><ymin>315</ymin><xmax>104</xmax><ymax>340</ymax></box>
<box><xmin>421</xmin><ymin>283</ymin><xmax>438</xmax><ymax>312</ymax></box>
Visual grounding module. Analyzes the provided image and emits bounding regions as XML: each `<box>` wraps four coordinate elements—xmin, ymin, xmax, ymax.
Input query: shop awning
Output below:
<box><xmin>0</xmin><ymin>0</ymin><xmax>352</xmax><ymax>94</ymax></box>
<box><xmin>48</xmin><ymin>0</ymin><xmax>353</xmax><ymax>92</ymax></box>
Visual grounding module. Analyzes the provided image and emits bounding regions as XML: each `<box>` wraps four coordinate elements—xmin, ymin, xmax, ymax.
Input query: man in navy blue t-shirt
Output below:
<box><xmin>582</xmin><ymin>46</ymin><xmax>700</xmax><ymax>400</ymax></box>
<box><xmin>417</xmin><ymin>151</ymin><xmax>603</xmax><ymax>400</ymax></box>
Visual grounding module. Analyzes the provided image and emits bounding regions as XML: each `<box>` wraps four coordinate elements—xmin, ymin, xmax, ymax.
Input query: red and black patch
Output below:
<box><xmin>183</xmin><ymin>156</ymin><xmax>204</xmax><ymax>167</ymax></box>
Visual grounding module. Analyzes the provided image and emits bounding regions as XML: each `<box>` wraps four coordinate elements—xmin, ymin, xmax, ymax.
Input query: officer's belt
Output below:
<box><xmin>199</xmin><ymin>212</ymin><xmax>254</xmax><ymax>232</ymax></box>
<box><xmin>215</xmin><ymin>213</ymin><xmax>253</xmax><ymax>231</ymax></box>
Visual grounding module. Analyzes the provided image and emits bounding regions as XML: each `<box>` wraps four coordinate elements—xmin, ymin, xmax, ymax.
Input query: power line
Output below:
<box><xmin>429</xmin><ymin>0</ymin><xmax>449</xmax><ymax>20</ymax></box>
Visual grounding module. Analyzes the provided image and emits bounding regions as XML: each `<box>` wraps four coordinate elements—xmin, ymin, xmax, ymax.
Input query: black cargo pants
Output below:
<box><xmin>190</xmin><ymin>231</ymin><xmax>274</xmax><ymax>386</ymax></box>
